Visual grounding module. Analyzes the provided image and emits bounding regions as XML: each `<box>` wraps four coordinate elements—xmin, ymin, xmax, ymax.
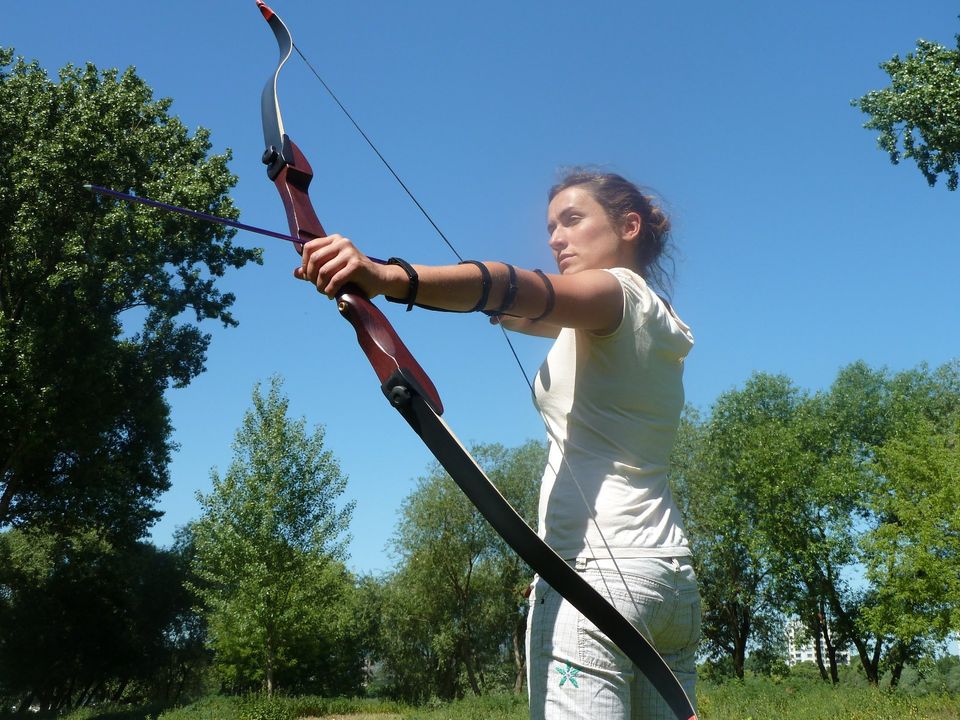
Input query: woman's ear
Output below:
<box><xmin>620</xmin><ymin>211</ymin><xmax>642</xmax><ymax>242</ymax></box>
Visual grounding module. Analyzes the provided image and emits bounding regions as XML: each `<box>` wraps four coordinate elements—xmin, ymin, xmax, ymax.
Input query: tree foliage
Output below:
<box><xmin>189</xmin><ymin>377</ymin><xmax>359</xmax><ymax>696</ymax></box>
<box><xmin>860</xmin><ymin>364</ymin><xmax>960</xmax><ymax>686</ymax></box>
<box><xmin>375</xmin><ymin>441</ymin><xmax>544</xmax><ymax>703</ymax></box>
<box><xmin>674</xmin><ymin>362</ymin><xmax>960</xmax><ymax>685</ymax></box>
<box><xmin>0</xmin><ymin>528</ymin><xmax>199</xmax><ymax>712</ymax></box>
<box><xmin>671</xmin><ymin>378</ymin><xmax>799</xmax><ymax>679</ymax></box>
<box><xmin>0</xmin><ymin>47</ymin><xmax>260</xmax><ymax>539</ymax></box>
<box><xmin>854</xmin><ymin>33</ymin><xmax>960</xmax><ymax>190</ymax></box>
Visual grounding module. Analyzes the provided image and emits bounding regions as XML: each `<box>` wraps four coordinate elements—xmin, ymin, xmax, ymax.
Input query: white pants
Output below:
<box><xmin>526</xmin><ymin>557</ymin><xmax>700</xmax><ymax>720</ymax></box>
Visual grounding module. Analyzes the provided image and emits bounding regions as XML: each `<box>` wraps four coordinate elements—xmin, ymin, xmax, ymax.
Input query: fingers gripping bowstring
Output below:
<box><xmin>290</xmin><ymin>43</ymin><xmax>647</xmax><ymax>627</ymax></box>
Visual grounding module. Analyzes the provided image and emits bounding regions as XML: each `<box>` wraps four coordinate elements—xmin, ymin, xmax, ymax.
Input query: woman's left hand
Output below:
<box><xmin>293</xmin><ymin>234</ymin><xmax>396</xmax><ymax>299</ymax></box>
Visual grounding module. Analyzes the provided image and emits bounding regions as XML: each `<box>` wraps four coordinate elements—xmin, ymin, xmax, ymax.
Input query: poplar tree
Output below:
<box><xmin>190</xmin><ymin>378</ymin><xmax>356</xmax><ymax>695</ymax></box>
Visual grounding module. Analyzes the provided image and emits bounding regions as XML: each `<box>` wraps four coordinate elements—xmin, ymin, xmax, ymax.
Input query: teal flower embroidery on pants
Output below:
<box><xmin>556</xmin><ymin>662</ymin><xmax>581</xmax><ymax>688</ymax></box>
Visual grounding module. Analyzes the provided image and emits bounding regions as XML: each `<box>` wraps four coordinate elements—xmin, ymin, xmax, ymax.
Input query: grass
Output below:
<box><xmin>154</xmin><ymin>696</ymin><xmax>408</xmax><ymax>720</ymax></box>
<box><xmin>697</xmin><ymin>676</ymin><xmax>960</xmax><ymax>720</ymax></box>
<box><xmin>57</xmin><ymin>676</ymin><xmax>959</xmax><ymax>720</ymax></box>
<box><xmin>398</xmin><ymin>681</ymin><xmax>960</xmax><ymax>720</ymax></box>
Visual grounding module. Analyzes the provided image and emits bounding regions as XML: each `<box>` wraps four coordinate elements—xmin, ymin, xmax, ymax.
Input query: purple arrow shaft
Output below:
<box><xmin>84</xmin><ymin>183</ymin><xmax>308</xmax><ymax>245</ymax></box>
<box><xmin>84</xmin><ymin>184</ymin><xmax>386</xmax><ymax>264</ymax></box>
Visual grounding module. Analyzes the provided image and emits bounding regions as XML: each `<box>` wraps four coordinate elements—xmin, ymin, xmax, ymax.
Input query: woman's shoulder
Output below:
<box><xmin>601</xmin><ymin>267</ymin><xmax>693</xmax><ymax>347</ymax></box>
<box><xmin>601</xmin><ymin>267</ymin><xmax>657</xmax><ymax>313</ymax></box>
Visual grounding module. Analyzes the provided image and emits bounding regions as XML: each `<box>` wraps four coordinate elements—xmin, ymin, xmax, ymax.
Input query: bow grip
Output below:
<box><xmin>337</xmin><ymin>289</ymin><xmax>444</xmax><ymax>415</ymax></box>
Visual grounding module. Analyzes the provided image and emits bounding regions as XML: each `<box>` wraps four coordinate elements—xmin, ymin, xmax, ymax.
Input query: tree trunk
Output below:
<box><xmin>822</xmin><ymin>627</ymin><xmax>839</xmax><ymax>683</ymax></box>
<box><xmin>888</xmin><ymin>640</ymin><xmax>906</xmax><ymax>688</ymax></box>
<box><xmin>174</xmin><ymin>662</ymin><xmax>189</xmax><ymax>704</ymax></box>
<box><xmin>461</xmin><ymin>638</ymin><xmax>483</xmax><ymax>696</ymax></box>
<box><xmin>848</xmin><ymin>634</ymin><xmax>882</xmax><ymax>684</ymax></box>
<box><xmin>35</xmin><ymin>690</ymin><xmax>52</xmax><ymax>714</ymax></box>
<box><xmin>890</xmin><ymin>660</ymin><xmax>905</xmax><ymax>688</ymax></box>
<box><xmin>812</xmin><ymin>613</ymin><xmax>829</xmax><ymax>681</ymax></box>
<box><xmin>75</xmin><ymin>684</ymin><xmax>92</xmax><ymax>708</ymax></box>
<box><xmin>513</xmin><ymin>609</ymin><xmax>527</xmax><ymax>694</ymax></box>
<box><xmin>818</xmin><ymin>604</ymin><xmax>840</xmax><ymax>684</ymax></box>
<box><xmin>266</xmin><ymin>638</ymin><xmax>276</xmax><ymax>697</ymax></box>
<box><xmin>440</xmin><ymin>657</ymin><xmax>461</xmax><ymax>700</ymax></box>
<box><xmin>823</xmin><ymin>582</ymin><xmax>881</xmax><ymax>684</ymax></box>
<box><xmin>111</xmin><ymin>679</ymin><xmax>129</xmax><ymax>704</ymax></box>
<box><xmin>56</xmin><ymin>678</ymin><xmax>75</xmax><ymax>713</ymax></box>
<box><xmin>731</xmin><ymin>605</ymin><xmax>750</xmax><ymax>679</ymax></box>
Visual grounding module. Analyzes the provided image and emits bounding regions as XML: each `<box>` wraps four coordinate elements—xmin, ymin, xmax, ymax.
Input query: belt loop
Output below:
<box><xmin>672</xmin><ymin>558</ymin><xmax>681</xmax><ymax>572</ymax></box>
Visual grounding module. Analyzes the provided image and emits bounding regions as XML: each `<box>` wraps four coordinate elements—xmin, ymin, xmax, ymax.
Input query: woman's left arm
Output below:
<box><xmin>294</xmin><ymin>234</ymin><xmax>624</xmax><ymax>333</ymax></box>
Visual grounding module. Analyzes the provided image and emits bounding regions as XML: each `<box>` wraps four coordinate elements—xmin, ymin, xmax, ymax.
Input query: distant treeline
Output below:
<box><xmin>2</xmin><ymin>360</ymin><xmax>957</xmax><ymax>712</ymax></box>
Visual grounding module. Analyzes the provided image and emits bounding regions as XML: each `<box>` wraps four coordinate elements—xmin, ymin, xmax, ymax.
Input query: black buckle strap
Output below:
<box><xmin>384</xmin><ymin>256</ymin><xmax>419</xmax><ymax>311</ymax></box>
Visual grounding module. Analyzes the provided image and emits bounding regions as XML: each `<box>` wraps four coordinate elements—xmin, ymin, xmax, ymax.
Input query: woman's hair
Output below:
<box><xmin>548</xmin><ymin>169</ymin><xmax>675</xmax><ymax>297</ymax></box>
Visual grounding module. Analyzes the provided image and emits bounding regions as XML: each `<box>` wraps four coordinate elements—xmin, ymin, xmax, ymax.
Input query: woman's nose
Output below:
<box><xmin>548</xmin><ymin>229</ymin><xmax>565</xmax><ymax>250</ymax></box>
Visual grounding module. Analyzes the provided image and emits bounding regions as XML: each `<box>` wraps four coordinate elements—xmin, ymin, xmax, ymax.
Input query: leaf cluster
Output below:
<box><xmin>0</xmin><ymin>527</ymin><xmax>200</xmax><ymax>712</ymax></box>
<box><xmin>854</xmin><ymin>34</ymin><xmax>960</xmax><ymax>190</ymax></box>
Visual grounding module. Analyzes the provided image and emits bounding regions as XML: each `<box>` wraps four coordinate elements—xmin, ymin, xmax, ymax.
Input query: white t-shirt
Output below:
<box><xmin>532</xmin><ymin>267</ymin><xmax>694</xmax><ymax>560</ymax></box>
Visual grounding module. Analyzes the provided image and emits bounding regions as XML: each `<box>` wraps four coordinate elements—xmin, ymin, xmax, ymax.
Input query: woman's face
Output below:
<box><xmin>546</xmin><ymin>186</ymin><xmax>639</xmax><ymax>274</ymax></box>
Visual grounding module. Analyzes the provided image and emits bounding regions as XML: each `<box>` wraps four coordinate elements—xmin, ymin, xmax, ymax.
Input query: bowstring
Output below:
<box><xmin>293</xmin><ymin>45</ymin><xmax>544</xmax><ymax>403</ymax></box>
<box><xmin>293</xmin><ymin>47</ymin><xmax>462</xmax><ymax>263</ymax></box>
<box><xmin>291</xmin><ymin>43</ymin><xmax>646</xmax><ymax>623</ymax></box>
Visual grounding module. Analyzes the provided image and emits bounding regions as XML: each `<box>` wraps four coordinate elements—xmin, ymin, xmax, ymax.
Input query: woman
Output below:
<box><xmin>295</xmin><ymin>170</ymin><xmax>700</xmax><ymax>719</ymax></box>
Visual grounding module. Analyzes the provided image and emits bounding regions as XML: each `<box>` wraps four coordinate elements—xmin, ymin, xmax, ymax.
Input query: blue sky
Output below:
<box><xmin>8</xmin><ymin>1</ymin><xmax>959</xmax><ymax>576</ymax></box>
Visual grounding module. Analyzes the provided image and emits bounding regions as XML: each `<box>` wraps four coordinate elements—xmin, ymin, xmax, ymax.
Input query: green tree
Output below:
<box><xmin>674</xmin><ymin>362</ymin><xmax>960</xmax><ymax>687</ymax></box>
<box><xmin>817</xmin><ymin>361</ymin><xmax>960</xmax><ymax>685</ymax></box>
<box><xmin>853</xmin><ymin>33</ymin><xmax>960</xmax><ymax>190</ymax></box>
<box><xmin>671</xmin><ymin>381</ymin><xmax>796</xmax><ymax>679</ymax></box>
<box><xmin>189</xmin><ymin>377</ymin><xmax>356</xmax><ymax>696</ymax></box>
<box><xmin>754</xmin><ymin>377</ymin><xmax>874</xmax><ymax>685</ymax></box>
<box><xmin>376</xmin><ymin>442</ymin><xmax>542</xmax><ymax>702</ymax></box>
<box><xmin>861</xmin><ymin>367</ymin><xmax>960</xmax><ymax>687</ymax></box>
<box><xmin>762</xmin><ymin>361</ymin><xmax>960</xmax><ymax>686</ymax></box>
<box><xmin>0</xmin><ymin>529</ymin><xmax>196</xmax><ymax>713</ymax></box>
<box><xmin>274</xmin><ymin>561</ymin><xmax>370</xmax><ymax>696</ymax></box>
<box><xmin>0</xmin><ymin>48</ymin><xmax>260</xmax><ymax>539</ymax></box>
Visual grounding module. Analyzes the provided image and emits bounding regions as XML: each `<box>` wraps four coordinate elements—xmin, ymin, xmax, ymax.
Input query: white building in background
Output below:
<box><xmin>785</xmin><ymin>617</ymin><xmax>850</xmax><ymax>666</ymax></box>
